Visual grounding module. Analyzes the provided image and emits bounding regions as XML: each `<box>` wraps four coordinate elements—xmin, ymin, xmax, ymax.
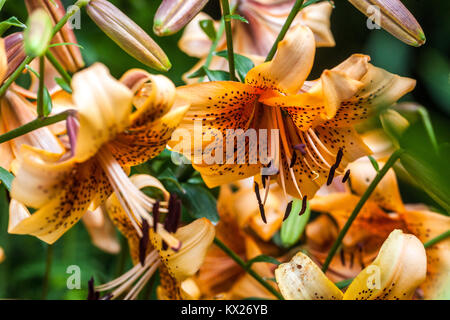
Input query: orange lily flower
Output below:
<box><xmin>276</xmin><ymin>229</ymin><xmax>427</xmax><ymax>300</ymax></box>
<box><xmin>179</xmin><ymin>1</ymin><xmax>335</xmax><ymax>82</ymax></box>
<box><xmin>96</xmin><ymin>174</ymin><xmax>215</xmax><ymax>300</ymax></box>
<box><xmin>195</xmin><ymin>186</ymin><xmax>281</xmax><ymax>299</ymax></box>
<box><xmin>170</xmin><ymin>25</ymin><xmax>415</xmax><ymax>202</ymax></box>
<box><xmin>307</xmin><ymin>154</ymin><xmax>450</xmax><ymax>299</ymax></box>
<box><xmin>8</xmin><ymin>64</ymin><xmax>190</xmax><ymax>248</ymax></box>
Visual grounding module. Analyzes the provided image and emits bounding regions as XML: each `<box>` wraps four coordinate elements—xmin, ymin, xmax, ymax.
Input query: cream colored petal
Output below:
<box><xmin>343</xmin><ymin>230</ymin><xmax>426</xmax><ymax>300</ymax></box>
<box><xmin>400</xmin><ymin>207</ymin><xmax>450</xmax><ymax>300</ymax></box>
<box><xmin>152</xmin><ymin>218</ymin><xmax>215</xmax><ymax>281</ymax></box>
<box><xmin>8</xmin><ymin>199</ymin><xmax>31</xmax><ymax>233</ymax></box>
<box><xmin>178</xmin><ymin>12</ymin><xmax>217</xmax><ymax>58</ymax></box>
<box><xmin>275</xmin><ymin>251</ymin><xmax>344</xmax><ymax>300</ymax></box>
<box><xmin>82</xmin><ymin>207</ymin><xmax>120</xmax><ymax>254</ymax></box>
<box><xmin>245</xmin><ymin>25</ymin><xmax>315</xmax><ymax>94</ymax></box>
<box><xmin>298</xmin><ymin>2</ymin><xmax>335</xmax><ymax>47</ymax></box>
<box><xmin>72</xmin><ymin>63</ymin><xmax>133</xmax><ymax>162</ymax></box>
<box><xmin>348</xmin><ymin>158</ymin><xmax>405</xmax><ymax>212</ymax></box>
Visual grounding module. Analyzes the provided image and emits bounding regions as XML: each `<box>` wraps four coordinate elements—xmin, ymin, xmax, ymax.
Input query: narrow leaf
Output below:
<box><xmin>246</xmin><ymin>254</ymin><xmax>280</xmax><ymax>269</ymax></box>
<box><xmin>0</xmin><ymin>167</ymin><xmax>14</xmax><ymax>191</ymax></box>
<box><xmin>55</xmin><ymin>77</ymin><xmax>72</xmax><ymax>93</ymax></box>
<box><xmin>224</xmin><ymin>14</ymin><xmax>248</xmax><ymax>24</ymax></box>
<box><xmin>215</xmin><ymin>50</ymin><xmax>254</xmax><ymax>82</ymax></box>
<box><xmin>367</xmin><ymin>155</ymin><xmax>380</xmax><ymax>172</ymax></box>
<box><xmin>199</xmin><ymin>19</ymin><xmax>216</xmax><ymax>42</ymax></box>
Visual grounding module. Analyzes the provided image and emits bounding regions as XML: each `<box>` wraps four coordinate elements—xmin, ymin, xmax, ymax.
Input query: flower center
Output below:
<box><xmin>96</xmin><ymin>146</ymin><xmax>181</xmax><ymax>250</ymax></box>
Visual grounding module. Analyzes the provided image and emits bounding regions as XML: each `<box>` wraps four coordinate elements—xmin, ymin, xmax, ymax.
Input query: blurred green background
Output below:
<box><xmin>0</xmin><ymin>0</ymin><xmax>449</xmax><ymax>299</ymax></box>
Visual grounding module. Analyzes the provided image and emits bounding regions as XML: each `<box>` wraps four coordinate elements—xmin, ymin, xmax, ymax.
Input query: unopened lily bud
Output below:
<box><xmin>25</xmin><ymin>0</ymin><xmax>85</xmax><ymax>72</ymax></box>
<box><xmin>348</xmin><ymin>0</ymin><xmax>426</xmax><ymax>46</ymax></box>
<box><xmin>86</xmin><ymin>0</ymin><xmax>171</xmax><ymax>71</ymax></box>
<box><xmin>24</xmin><ymin>8</ymin><xmax>53</xmax><ymax>57</ymax></box>
<box><xmin>380</xmin><ymin>109</ymin><xmax>409</xmax><ymax>147</ymax></box>
<box><xmin>154</xmin><ymin>0</ymin><xmax>209</xmax><ymax>36</ymax></box>
<box><xmin>394</xmin><ymin>102</ymin><xmax>422</xmax><ymax>123</ymax></box>
<box><xmin>4</xmin><ymin>33</ymin><xmax>26</xmax><ymax>80</ymax></box>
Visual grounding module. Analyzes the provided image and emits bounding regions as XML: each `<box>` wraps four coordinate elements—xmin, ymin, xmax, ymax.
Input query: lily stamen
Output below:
<box><xmin>96</xmin><ymin>147</ymin><xmax>180</xmax><ymax>250</ymax></box>
<box><xmin>96</xmin><ymin>250</ymin><xmax>161</xmax><ymax>300</ymax></box>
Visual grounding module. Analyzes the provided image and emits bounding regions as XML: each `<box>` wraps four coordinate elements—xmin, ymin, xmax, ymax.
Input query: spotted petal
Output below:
<box><xmin>343</xmin><ymin>229</ymin><xmax>426</xmax><ymax>300</ymax></box>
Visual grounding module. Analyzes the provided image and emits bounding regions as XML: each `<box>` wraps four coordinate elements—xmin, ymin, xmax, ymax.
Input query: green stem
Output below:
<box><xmin>0</xmin><ymin>56</ymin><xmax>33</xmax><ymax>97</ymax></box>
<box><xmin>219</xmin><ymin>0</ymin><xmax>236</xmax><ymax>81</ymax></box>
<box><xmin>424</xmin><ymin>230</ymin><xmax>450</xmax><ymax>248</ymax></box>
<box><xmin>265</xmin><ymin>0</ymin><xmax>304</xmax><ymax>62</ymax></box>
<box><xmin>0</xmin><ymin>0</ymin><xmax>86</xmax><ymax>97</ymax></box>
<box><xmin>0</xmin><ymin>111</ymin><xmax>71</xmax><ymax>144</ymax></box>
<box><xmin>37</xmin><ymin>56</ymin><xmax>45</xmax><ymax>117</ymax></box>
<box><xmin>322</xmin><ymin>149</ymin><xmax>405</xmax><ymax>272</ymax></box>
<box><xmin>213</xmin><ymin>237</ymin><xmax>284</xmax><ymax>300</ymax></box>
<box><xmin>42</xmin><ymin>244</ymin><xmax>54</xmax><ymax>299</ymax></box>
<box><xmin>46</xmin><ymin>51</ymin><xmax>72</xmax><ymax>85</ymax></box>
<box><xmin>417</xmin><ymin>107</ymin><xmax>439</xmax><ymax>154</ymax></box>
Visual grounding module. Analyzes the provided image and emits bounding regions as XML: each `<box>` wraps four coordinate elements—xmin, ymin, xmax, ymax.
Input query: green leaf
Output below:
<box><xmin>335</xmin><ymin>278</ymin><xmax>353</xmax><ymax>289</ymax></box>
<box><xmin>0</xmin><ymin>0</ymin><xmax>7</xmax><ymax>11</ymax></box>
<box><xmin>245</xmin><ymin>254</ymin><xmax>280</xmax><ymax>269</ymax></box>
<box><xmin>199</xmin><ymin>19</ymin><xmax>216</xmax><ymax>42</ymax></box>
<box><xmin>0</xmin><ymin>166</ymin><xmax>14</xmax><ymax>191</ymax></box>
<box><xmin>224</xmin><ymin>14</ymin><xmax>248</xmax><ymax>24</ymax></box>
<box><xmin>187</xmin><ymin>66</ymin><xmax>230</xmax><ymax>81</ymax></box>
<box><xmin>48</xmin><ymin>42</ymin><xmax>84</xmax><ymax>49</ymax></box>
<box><xmin>215</xmin><ymin>50</ymin><xmax>254</xmax><ymax>82</ymax></box>
<box><xmin>204</xmin><ymin>68</ymin><xmax>230</xmax><ymax>81</ymax></box>
<box><xmin>42</xmin><ymin>86</ymin><xmax>53</xmax><ymax>117</ymax></box>
<box><xmin>55</xmin><ymin>77</ymin><xmax>72</xmax><ymax>94</ymax></box>
<box><xmin>0</xmin><ymin>16</ymin><xmax>26</xmax><ymax>36</ymax></box>
<box><xmin>280</xmin><ymin>199</ymin><xmax>311</xmax><ymax>247</ymax></box>
<box><xmin>179</xmin><ymin>183</ymin><xmax>220</xmax><ymax>222</ymax></box>
<box><xmin>367</xmin><ymin>155</ymin><xmax>380</xmax><ymax>172</ymax></box>
<box><xmin>158</xmin><ymin>167</ymin><xmax>185</xmax><ymax>195</ymax></box>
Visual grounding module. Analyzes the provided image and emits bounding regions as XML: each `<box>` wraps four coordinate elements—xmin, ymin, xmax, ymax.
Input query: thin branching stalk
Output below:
<box><xmin>46</xmin><ymin>51</ymin><xmax>72</xmax><ymax>86</ymax></box>
<box><xmin>424</xmin><ymin>230</ymin><xmax>450</xmax><ymax>248</ymax></box>
<box><xmin>219</xmin><ymin>0</ymin><xmax>236</xmax><ymax>81</ymax></box>
<box><xmin>42</xmin><ymin>244</ymin><xmax>54</xmax><ymax>299</ymax></box>
<box><xmin>322</xmin><ymin>149</ymin><xmax>405</xmax><ymax>272</ymax></box>
<box><xmin>0</xmin><ymin>111</ymin><xmax>71</xmax><ymax>144</ymax></box>
<box><xmin>265</xmin><ymin>0</ymin><xmax>304</xmax><ymax>62</ymax></box>
<box><xmin>37</xmin><ymin>56</ymin><xmax>45</xmax><ymax>117</ymax></box>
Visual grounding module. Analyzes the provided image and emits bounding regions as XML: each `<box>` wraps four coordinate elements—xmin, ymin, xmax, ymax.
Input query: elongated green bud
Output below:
<box><xmin>380</xmin><ymin>109</ymin><xmax>409</xmax><ymax>147</ymax></box>
<box><xmin>24</xmin><ymin>8</ymin><xmax>53</xmax><ymax>57</ymax></box>
<box><xmin>86</xmin><ymin>0</ymin><xmax>171</xmax><ymax>71</ymax></box>
<box><xmin>348</xmin><ymin>0</ymin><xmax>425</xmax><ymax>46</ymax></box>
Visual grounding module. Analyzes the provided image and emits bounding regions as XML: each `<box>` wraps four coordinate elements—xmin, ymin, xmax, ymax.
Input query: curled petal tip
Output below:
<box><xmin>86</xmin><ymin>0</ymin><xmax>171</xmax><ymax>71</ymax></box>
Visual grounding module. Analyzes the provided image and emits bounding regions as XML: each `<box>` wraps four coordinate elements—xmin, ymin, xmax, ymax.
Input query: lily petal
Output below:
<box><xmin>275</xmin><ymin>251</ymin><xmax>344</xmax><ymax>300</ymax></box>
<box><xmin>245</xmin><ymin>25</ymin><xmax>315</xmax><ymax>94</ymax></box>
<box><xmin>82</xmin><ymin>207</ymin><xmax>121</xmax><ymax>254</ymax></box>
<box><xmin>400</xmin><ymin>207</ymin><xmax>450</xmax><ymax>300</ymax></box>
<box><xmin>343</xmin><ymin>229</ymin><xmax>426</xmax><ymax>300</ymax></box>
<box><xmin>72</xmin><ymin>63</ymin><xmax>133</xmax><ymax>163</ymax></box>
<box><xmin>151</xmin><ymin>218</ymin><xmax>215</xmax><ymax>281</ymax></box>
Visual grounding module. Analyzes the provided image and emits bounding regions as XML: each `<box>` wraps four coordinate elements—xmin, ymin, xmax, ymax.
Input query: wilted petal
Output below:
<box><xmin>343</xmin><ymin>229</ymin><xmax>426</xmax><ymax>300</ymax></box>
<box><xmin>348</xmin><ymin>0</ymin><xmax>425</xmax><ymax>46</ymax></box>
<box><xmin>154</xmin><ymin>0</ymin><xmax>209</xmax><ymax>36</ymax></box>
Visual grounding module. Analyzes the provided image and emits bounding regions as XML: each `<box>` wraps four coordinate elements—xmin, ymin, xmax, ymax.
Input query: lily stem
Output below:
<box><xmin>46</xmin><ymin>51</ymin><xmax>72</xmax><ymax>86</ymax></box>
<box><xmin>424</xmin><ymin>230</ymin><xmax>450</xmax><ymax>248</ymax></box>
<box><xmin>0</xmin><ymin>110</ymin><xmax>71</xmax><ymax>144</ymax></box>
<box><xmin>37</xmin><ymin>56</ymin><xmax>45</xmax><ymax>117</ymax></box>
<box><xmin>322</xmin><ymin>149</ymin><xmax>405</xmax><ymax>272</ymax></box>
<box><xmin>265</xmin><ymin>0</ymin><xmax>304</xmax><ymax>62</ymax></box>
<box><xmin>0</xmin><ymin>0</ymin><xmax>86</xmax><ymax>97</ymax></box>
<box><xmin>42</xmin><ymin>244</ymin><xmax>54</xmax><ymax>299</ymax></box>
<box><xmin>417</xmin><ymin>107</ymin><xmax>439</xmax><ymax>155</ymax></box>
<box><xmin>219</xmin><ymin>0</ymin><xmax>237</xmax><ymax>81</ymax></box>
<box><xmin>213</xmin><ymin>237</ymin><xmax>284</xmax><ymax>300</ymax></box>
